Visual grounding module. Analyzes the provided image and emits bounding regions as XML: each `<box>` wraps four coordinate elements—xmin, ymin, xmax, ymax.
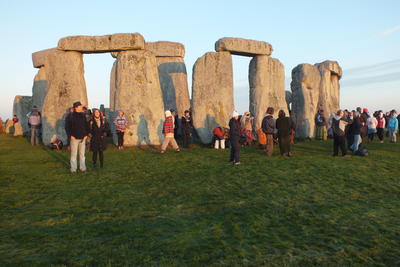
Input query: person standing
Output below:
<box><xmin>350</xmin><ymin>112</ymin><xmax>362</xmax><ymax>153</ymax></box>
<box><xmin>275</xmin><ymin>110</ymin><xmax>293</xmax><ymax>157</ymax></box>
<box><xmin>367</xmin><ymin>113</ymin><xmax>378</xmax><ymax>142</ymax></box>
<box><xmin>89</xmin><ymin>109</ymin><xmax>109</xmax><ymax>169</ymax></box>
<box><xmin>0</xmin><ymin>117</ymin><xmax>3</xmax><ymax>134</ymax></box>
<box><xmin>161</xmin><ymin>110</ymin><xmax>180</xmax><ymax>153</ymax></box>
<box><xmin>66</xmin><ymin>101</ymin><xmax>89</xmax><ymax>173</ymax></box>
<box><xmin>241</xmin><ymin>112</ymin><xmax>254</xmax><ymax>146</ymax></box>
<box><xmin>12</xmin><ymin>115</ymin><xmax>19</xmax><ymax>125</ymax></box>
<box><xmin>262</xmin><ymin>107</ymin><xmax>276</xmax><ymax>156</ymax></box>
<box><xmin>229</xmin><ymin>111</ymin><xmax>241</xmax><ymax>165</ymax></box>
<box><xmin>387</xmin><ymin>110</ymin><xmax>399</xmax><ymax>143</ymax></box>
<box><xmin>28</xmin><ymin>106</ymin><xmax>41</xmax><ymax>146</ymax></box>
<box><xmin>113</xmin><ymin>110</ymin><xmax>128</xmax><ymax>150</ymax></box>
<box><xmin>332</xmin><ymin>110</ymin><xmax>352</xmax><ymax>157</ymax></box>
<box><xmin>212</xmin><ymin>126</ymin><xmax>225</xmax><ymax>149</ymax></box>
<box><xmin>376</xmin><ymin>111</ymin><xmax>386</xmax><ymax>143</ymax></box>
<box><xmin>181</xmin><ymin>110</ymin><xmax>193</xmax><ymax>148</ymax></box>
<box><xmin>315</xmin><ymin>109</ymin><xmax>327</xmax><ymax>140</ymax></box>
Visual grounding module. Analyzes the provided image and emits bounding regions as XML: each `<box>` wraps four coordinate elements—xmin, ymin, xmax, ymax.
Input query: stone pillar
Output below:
<box><xmin>109</xmin><ymin>60</ymin><xmax>117</xmax><ymax>111</ymax></box>
<box><xmin>41</xmin><ymin>50</ymin><xmax>88</xmax><ymax>145</ymax></box>
<box><xmin>290</xmin><ymin>64</ymin><xmax>321</xmax><ymax>138</ymax></box>
<box><xmin>32</xmin><ymin>67</ymin><xmax>47</xmax><ymax>111</ymax></box>
<box><xmin>192</xmin><ymin>51</ymin><xmax>234</xmax><ymax>144</ymax></box>
<box><xmin>249</xmin><ymin>55</ymin><xmax>288</xmax><ymax>129</ymax></box>
<box><xmin>156</xmin><ymin>57</ymin><xmax>190</xmax><ymax>117</ymax></box>
<box><xmin>114</xmin><ymin>50</ymin><xmax>165</xmax><ymax>146</ymax></box>
<box><xmin>285</xmin><ymin>90</ymin><xmax>292</xmax><ymax>111</ymax></box>
<box><xmin>13</xmin><ymin>95</ymin><xmax>32</xmax><ymax>134</ymax></box>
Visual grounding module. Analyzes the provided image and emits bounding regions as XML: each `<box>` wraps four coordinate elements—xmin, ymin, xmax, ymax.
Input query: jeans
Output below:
<box><xmin>389</xmin><ymin>129</ymin><xmax>397</xmax><ymax>142</ymax></box>
<box><xmin>70</xmin><ymin>138</ymin><xmax>86</xmax><ymax>172</ymax></box>
<box><xmin>351</xmin><ymin>134</ymin><xmax>361</xmax><ymax>152</ymax></box>
<box><xmin>30</xmin><ymin>127</ymin><xmax>39</xmax><ymax>145</ymax></box>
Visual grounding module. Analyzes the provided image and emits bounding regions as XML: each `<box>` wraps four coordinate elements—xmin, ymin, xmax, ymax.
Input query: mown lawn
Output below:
<box><xmin>0</xmin><ymin>134</ymin><xmax>399</xmax><ymax>266</ymax></box>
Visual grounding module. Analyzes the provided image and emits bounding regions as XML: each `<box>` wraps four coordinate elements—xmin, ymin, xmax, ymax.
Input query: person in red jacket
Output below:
<box><xmin>161</xmin><ymin>110</ymin><xmax>180</xmax><ymax>153</ymax></box>
<box><xmin>211</xmin><ymin>126</ymin><xmax>225</xmax><ymax>149</ymax></box>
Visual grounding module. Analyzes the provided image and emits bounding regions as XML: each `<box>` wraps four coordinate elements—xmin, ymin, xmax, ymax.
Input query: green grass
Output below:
<box><xmin>0</xmin><ymin>134</ymin><xmax>399</xmax><ymax>266</ymax></box>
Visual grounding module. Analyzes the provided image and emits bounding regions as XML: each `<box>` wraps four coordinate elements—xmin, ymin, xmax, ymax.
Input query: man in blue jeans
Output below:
<box><xmin>66</xmin><ymin>101</ymin><xmax>89</xmax><ymax>173</ymax></box>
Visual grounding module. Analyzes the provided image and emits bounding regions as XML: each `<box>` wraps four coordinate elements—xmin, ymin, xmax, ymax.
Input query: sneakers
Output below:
<box><xmin>234</xmin><ymin>161</ymin><xmax>241</xmax><ymax>165</ymax></box>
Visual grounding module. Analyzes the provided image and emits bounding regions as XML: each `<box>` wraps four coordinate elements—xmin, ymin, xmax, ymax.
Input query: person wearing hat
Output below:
<box><xmin>181</xmin><ymin>110</ymin><xmax>193</xmax><ymax>148</ymax></box>
<box><xmin>27</xmin><ymin>105</ymin><xmax>41</xmax><ymax>146</ymax></box>
<box><xmin>161</xmin><ymin>110</ymin><xmax>180</xmax><ymax>153</ymax></box>
<box><xmin>315</xmin><ymin>109</ymin><xmax>327</xmax><ymax>140</ymax></box>
<box><xmin>229</xmin><ymin>111</ymin><xmax>241</xmax><ymax>165</ymax></box>
<box><xmin>66</xmin><ymin>101</ymin><xmax>90</xmax><ymax>173</ymax></box>
<box><xmin>262</xmin><ymin>107</ymin><xmax>276</xmax><ymax>156</ymax></box>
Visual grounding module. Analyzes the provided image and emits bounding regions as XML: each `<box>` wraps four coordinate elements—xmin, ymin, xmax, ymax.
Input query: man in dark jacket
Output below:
<box><xmin>229</xmin><ymin>111</ymin><xmax>241</xmax><ymax>165</ymax></box>
<box><xmin>181</xmin><ymin>110</ymin><xmax>193</xmax><ymax>148</ymax></box>
<box><xmin>66</xmin><ymin>101</ymin><xmax>89</xmax><ymax>173</ymax></box>
<box><xmin>262</xmin><ymin>107</ymin><xmax>275</xmax><ymax>156</ymax></box>
<box><xmin>276</xmin><ymin>110</ymin><xmax>293</xmax><ymax>156</ymax></box>
<box><xmin>332</xmin><ymin>109</ymin><xmax>353</xmax><ymax>157</ymax></box>
<box><xmin>350</xmin><ymin>112</ymin><xmax>362</xmax><ymax>153</ymax></box>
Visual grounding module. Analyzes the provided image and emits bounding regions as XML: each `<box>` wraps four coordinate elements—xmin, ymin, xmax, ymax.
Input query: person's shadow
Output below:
<box><xmin>136</xmin><ymin>114</ymin><xmax>151</xmax><ymax>146</ymax></box>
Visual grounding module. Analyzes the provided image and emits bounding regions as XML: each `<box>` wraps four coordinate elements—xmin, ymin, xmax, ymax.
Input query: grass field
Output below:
<box><xmin>0</xmin><ymin>134</ymin><xmax>399</xmax><ymax>266</ymax></box>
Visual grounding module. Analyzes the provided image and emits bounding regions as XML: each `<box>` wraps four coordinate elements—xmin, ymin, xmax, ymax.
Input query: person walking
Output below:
<box><xmin>315</xmin><ymin>109</ymin><xmax>327</xmax><ymax>140</ymax></box>
<box><xmin>275</xmin><ymin>110</ymin><xmax>293</xmax><ymax>157</ymax></box>
<box><xmin>387</xmin><ymin>110</ymin><xmax>399</xmax><ymax>143</ymax></box>
<box><xmin>332</xmin><ymin>110</ymin><xmax>353</xmax><ymax>157</ymax></box>
<box><xmin>229</xmin><ymin>111</ymin><xmax>241</xmax><ymax>165</ymax></box>
<box><xmin>161</xmin><ymin>110</ymin><xmax>180</xmax><ymax>153</ymax></box>
<box><xmin>262</xmin><ymin>107</ymin><xmax>276</xmax><ymax>156</ymax></box>
<box><xmin>27</xmin><ymin>106</ymin><xmax>41</xmax><ymax>146</ymax></box>
<box><xmin>66</xmin><ymin>101</ymin><xmax>89</xmax><ymax>173</ymax></box>
<box><xmin>181</xmin><ymin>110</ymin><xmax>193</xmax><ymax>148</ymax></box>
<box><xmin>376</xmin><ymin>111</ymin><xmax>386</xmax><ymax>143</ymax></box>
<box><xmin>367</xmin><ymin>113</ymin><xmax>378</xmax><ymax>142</ymax></box>
<box><xmin>89</xmin><ymin>109</ymin><xmax>109</xmax><ymax>169</ymax></box>
<box><xmin>113</xmin><ymin>110</ymin><xmax>128</xmax><ymax>150</ymax></box>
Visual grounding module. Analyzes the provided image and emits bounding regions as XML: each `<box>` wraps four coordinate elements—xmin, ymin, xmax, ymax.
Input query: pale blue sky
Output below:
<box><xmin>1</xmin><ymin>0</ymin><xmax>399</xmax><ymax>119</ymax></box>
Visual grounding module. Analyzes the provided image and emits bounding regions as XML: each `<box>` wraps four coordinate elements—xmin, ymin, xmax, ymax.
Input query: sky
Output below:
<box><xmin>0</xmin><ymin>0</ymin><xmax>399</xmax><ymax>120</ymax></box>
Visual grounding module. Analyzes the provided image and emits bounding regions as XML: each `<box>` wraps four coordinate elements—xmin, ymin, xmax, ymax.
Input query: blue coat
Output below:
<box><xmin>387</xmin><ymin>117</ymin><xmax>398</xmax><ymax>132</ymax></box>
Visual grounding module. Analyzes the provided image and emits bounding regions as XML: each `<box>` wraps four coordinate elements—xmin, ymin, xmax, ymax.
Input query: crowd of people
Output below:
<box><xmin>1</xmin><ymin>102</ymin><xmax>399</xmax><ymax>172</ymax></box>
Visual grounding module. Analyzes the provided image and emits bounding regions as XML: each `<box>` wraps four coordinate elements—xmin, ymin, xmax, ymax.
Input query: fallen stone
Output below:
<box><xmin>249</xmin><ymin>56</ymin><xmax>288</xmax><ymax>129</ymax></box>
<box><xmin>41</xmin><ymin>50</ymin><xmax>88</xmax><ymax>145</ymax></box>
<box><xmin>58</xmin><ymin>33</ymin><xmax>145</xmax><ymax>52</ymax></box>
<box><xmin>146</xmin><ymin>41</ymin><xmax>185</xmax><ymax>57</ymax></box>
<box><xmin>32</xmin><ymin>48</ymin><xmax>58</xmax><ymax>68</ymax></box>
<box><xmin>114</xmin><ymin>50</ymin><xmax>165</xmax><ymax>146</ymax></box>
<box><xmin>192</xmin><ymin>51</ymin><xmax>234</xmax><ymax>143</ymax></box>
<box><xmin>13</xmin><ymin>95</ymin><xmax>32</xmax><ymax>134</ymax></box>
<box><xmin>215</xmin><ymin>37</ymin><xmax>272</xmax><ymax>57</ymax></box>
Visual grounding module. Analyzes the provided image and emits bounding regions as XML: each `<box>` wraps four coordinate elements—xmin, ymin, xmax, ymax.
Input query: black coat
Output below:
<box><xmin>276</xmin><ymin>117</ymin><xmax>292</xmax><ymax>138</ymax></box>
<box><xmin>89</xmin><ymin>117</ymin><xmax>109</xmax><ymax>152</ymax></box>
<box><xmin>66</xmin><ymin>112</ymin><xmax>89</xmax><ymax>139</ymax></box>
<box><xmin>181</xmin><ymin>116</ymin><xmax>193</xmax><ymax>134</ymax></box>
<box><xmin>229</xmin><ymin>118</ymin><xmax>241</xmax><ymax>141</ymax></box>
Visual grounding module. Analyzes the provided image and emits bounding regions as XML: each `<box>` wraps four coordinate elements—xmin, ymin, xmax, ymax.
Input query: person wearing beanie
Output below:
<box><xmin>261</xmin><ymin>107</ymin><xmax>276</xmax><ymax>156</ymax></box>
<box><xmin>161</xmin><ymin>110</ymin><xmax>180</xmax><ymax>153</ymax></box>
<box><xmin>229</xmin><ymin>111</ymin><xmax>241</xmax><ymax>165</ymax></box>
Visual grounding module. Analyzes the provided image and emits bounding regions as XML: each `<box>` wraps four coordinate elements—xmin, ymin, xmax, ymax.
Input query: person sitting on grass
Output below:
<box><xmin>161</xmin><ymin>110</ymin><xmax>180</xmax><ymax>154</ymax></box>
<box><xmin>276</xmin><ymin>110</ymin><xmax>293</xmax><ymax>157</ymax></box>
<box><xmin>332</xmin><ymin>109</ymin><xmax>353</xmax><ymax>157</ymax></box>
<box><xmin>89</xmin><ymin>109</ymin><xmax>109</xmax><ymax>169</ymax></box>
<box><xmin>211</xmin><ymin>126</ymin><xmax>225</xmax><ymax>149</ymax></box>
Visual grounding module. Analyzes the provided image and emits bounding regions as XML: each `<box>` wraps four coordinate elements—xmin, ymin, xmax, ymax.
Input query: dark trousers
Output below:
<box><xmin>368</xmin><ymin>133</ymin><xmax>375</xmax><ymax>141</ymax></box>
<box><xmin>117</xmin><ymin>131</ymin><xmax>124</xmax><ymax>147</ymax></box>
<box><xmin>333</xmin><ymin>134</ymin><xmax>347</xmax><ymax>156</ymax></box>
<box><xmin>278</xmin><ymin>136</ymin><xmax>290</xmax><ymax>155</ymax></box>
<box><xmin>377</xmin><ymin>128</ymin><xmax>384</xmax><ymax>141</ymax></box>
<box><xmin>230</xmin><ymin>139</ymin><xmax>240</xmax><ymax>163</ymax></box>
<box><xmin>92</xmin><ymin>151</ymin><xmax>104</xmax><ymax>167</ymax></box>
<box><xmin>182</xmin><ymin>133</ymin><xmax>191</xmax><ymax>148</ymax></box>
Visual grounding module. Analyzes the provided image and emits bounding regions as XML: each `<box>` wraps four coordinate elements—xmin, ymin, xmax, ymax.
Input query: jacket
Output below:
<box><xmin>276</xmin><ymin>117</ymin><xmax>292</xmax><ymax>138</ymax></box>
<box><xmin>332</xmin><ymin>115</ymin><xmax>352</xmax><ymax>136</ymax></box>
<box><xmin>66</xmin><ymin>112</ymin><xmax>89</xmax><ymax>139</ymax></box>
<box><xmin>163</xmin><ymin>116</ymin><xmax>174</xmax><ymax>135</ymax></box>
<box><xmin>352</xmin><ymin>117</ymin><xmax>361</xmax><ymax>135</ymax></box>
<box><xmin>213</xmin><ymin>127</ymin><xmax>224</xmax><ymax>139</ymax></box>
<box><xmin>261</xmin><ymin>115</ymin><xmax>275</xmax><ymax>134</ymax></box>
<box><xmin>315</xmin><ymin>113</ymin><xmax>326</xmax><ymax>127</ymax></box>
<box><xmin>387</xmin><ymin>117</ymin><xmax>399</xmax><ymax>131</ymax></box>
<box><xmin>377</xmin><ymin>116</ymin><xmax>386</xmax><ymax>128</ymax></box>
<box><xmin>181</xmin><ymin>116</ymin><xmax>193</xmax><ymax>134</ymax></box>
<box><xmin>229</xmin><ymin>118</ymin><xmax>241</xmax><ymax>141</ymax></box>
<box><xmin>113</xmin><ymin>116</ymin><xmax>128</xmax><ymax>132</ymax></box>
<box><xmin>89</xmin><ymin>117</ymin><xmax>109</xmax><ymax>152</ymax></box>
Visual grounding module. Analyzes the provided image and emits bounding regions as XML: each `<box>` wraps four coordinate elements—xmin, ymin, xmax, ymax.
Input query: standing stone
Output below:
<box><xmin>32</xmin><ymin>66</ymin><xmax>47</xmax><ymax>111</ymax></box>
<box><xmin>192</xmin><ymin>51</ymin><xmax>234</xmax><ymax>144</ymax></box>
<box><xmin>41</xmin><ymin>51</ymin><xmax>88</xmax><ymax>145</ymax></box>
<box><xmin>285</xmin><ymin>90</ymin><xmax>292</xmax><ymax>111</ymax></box>
<box><xmin>290</xmin><ymin>64</ymin><xmax>322</xmax><ymax>138</ymax></box>
<box><xmin>249</xmin><ymin>56</ymin><xmax>288</xmax><ymax>129</ymax></box>
<box><xmin>32</xmin><ymin>48</ymin><xmax>58</xmax><ymax>68</ymax></box>
<box><xmin>109</xmin><ymin>60</ymin><xmax>117</xmax><ymax>111</ymax></box>
<box><xmin>5</xmin><ymin>120</ymin><xmax>13</xmax><ymax>134</ymax></box>
<box><xmin>114</xmin><ymin>50</ymin><xmax>165</xmax><ymax>146</ymax></box>
<box><xmin>13</xmin><ymin>95</ymin><xmax>32</xmax><ymax>134</ymax></box>
<box><xmin>316</xmin><ymin>61</ymin><xmax>342</xmax><ymax>121</ymax></box>
<box><xmin>13</xmin><ymin>122</ymin><xmax>23</xmax><ymax>136</ymax></box>
<box><xmin>215</xmin><ymin>37</ymin><xmax>272</xmax><ymax>57</ymax></box>
<box><xmin>156</xmin><ymin>57</ymin><xmax>190</xmax><ymax>117</ymax></box>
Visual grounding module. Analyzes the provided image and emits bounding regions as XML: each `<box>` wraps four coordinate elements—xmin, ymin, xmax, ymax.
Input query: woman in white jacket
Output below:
<box><xmin>367</xmin><ymin>113</ymin><xmax>378</xmax><ymax>142</ymax></box>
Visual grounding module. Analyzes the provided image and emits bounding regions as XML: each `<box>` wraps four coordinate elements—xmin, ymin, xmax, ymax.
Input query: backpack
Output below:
<box><xmin>50</xmin><ymin>139</ymin><xmax>63</xmax><ymax>150</ymax></box>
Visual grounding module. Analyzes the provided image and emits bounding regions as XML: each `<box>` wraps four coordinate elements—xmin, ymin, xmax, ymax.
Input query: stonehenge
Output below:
<box><xmin>291</xmin><ymin>61</ymin><xmax>342</xmax><ymax>138</ymax></box>
<box><xmin>11</xmin><ymin>33</ymin><xmax>342</xmax><ymax>145</ymax></box>
<box><xmin>13</xmin><ymin>95</ymin><xmax>32</xmax><ymax>134</ymax></box>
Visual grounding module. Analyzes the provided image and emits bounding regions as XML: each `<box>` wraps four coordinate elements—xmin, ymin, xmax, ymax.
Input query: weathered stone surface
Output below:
<box><xmin>114</xmin><ymin>50</ymin><xmax>165</xmax><ymax>146</ymax></box>
<box><xmin>156</xmin><ymin>57</ymin><xmax>190</xmax><ymax>117</ymax></box>
<box><xmin>13</xmin><ymin>95</ymin><xmax>32</xmax><ymax>134</ymax></box>
<box><xmin>146</xmin><ymin>41</ymin><xmax>185</xmax><ymax>57</ymax></box>
<box><xmin>285</xmin><ymin>90</ymin><xmax>292</xmax><ymax>111</ymax></box>
<box><xmin>290</xmin><ymin>61</ymin><xmax>342</xmax><ymax>138</ymax></box>
<box><xmin>32</xmin><ymin>66</ymin><xmax>47</xmax><ymax>111</ymax></box>
<box><xmin>41</xmin><ymin>51</ymin><xmax>88</xmax><ymax>145</ymax></box>
<box><xmin>58</xmin><ymin>33</ymin><xmax>145</xmax><ymax>53</ymax></box>
<box><xmin>215</xmin><ymin>37</ymin><xmax>272</xmax><ymax>57</ymax></box>
<box><xmin>192</xmin><ymin>51</ymin><xmax>234</xmax><ymax>143</ymax></box>
<box><xmin>13</xmin><ymin>122</ymin><xmax>23</xmax><ymax>136</ymax></box>
<box><xmin>109</xmin><ymin>60</ymin><xmax>117</xmax><ymax>111</ymax></box>
<box><xmin>5</xmin><ymin>120</ymin><xmax>13</xmax><ymax>134</ymax></box>
<box><xmin>32</xmin><ymin>48</ymin><xmax>58</xmax><ymax>68</ymax></box>
<box><xmin>249</xmin><ymin>56</ymin><xmax>288</xmax><ymax>129</ymax></box>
